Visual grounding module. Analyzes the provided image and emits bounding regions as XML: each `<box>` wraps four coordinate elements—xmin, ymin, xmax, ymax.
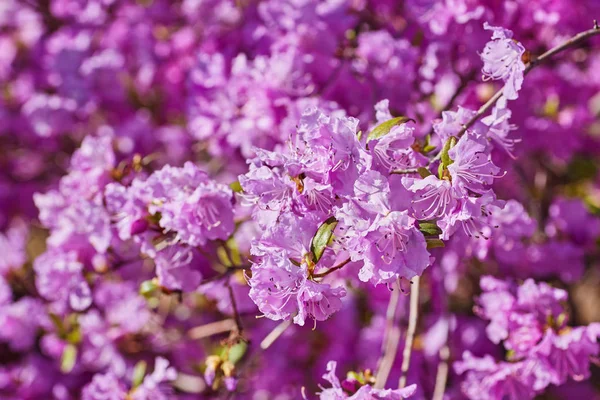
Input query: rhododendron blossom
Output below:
<box><xmin>0</xmin><ymin>1</ymin><xmax>599</xmax><ymax>399</ymax></box>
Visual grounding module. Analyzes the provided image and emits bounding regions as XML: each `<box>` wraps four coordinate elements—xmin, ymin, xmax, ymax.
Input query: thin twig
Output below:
<box><xmin>432</xmin><ymin>345</ymin><xmax>451</xmax><ymax>400</ymax></box>
<box><xmin>391</xmin><ymin>23</ymin><xmax>600</xmax><ymax>175</ymax></box>
<box><xmin>313</xmin><ymin>258</ymin><xmax>351</xmax><ymax>278</ymax></box>
<box><xmin>374</xmin><ymin>279</ymin><xmax>402</xmax><ymax>389</ymax></box>
<box><xmin>399</xmin><ymin>276</ymin><xmax>420</xmax><ymax>389</ymax></box>
<box><xmin>260</xmin><ymin>319</ymin><xmax>292</xmax><ymax>350</ymax></box>
<box><xmin>426</xmin><ymin>69</ymin><xmax>478</xmax><ymax>138</ymax></box>
<box><xmin>455</xmin><ymin>23</ymin><xmax>600</xmax><ymax>138</ymax></box>
<box><xmin>188</xmin><ymin>319</ymin><xmax>236</xmax><ymax>340</ymax></box>
<box><xmin>226</xmin><ymin>280</ymin><xmax>244</xmax><ymax>335</ymax></box>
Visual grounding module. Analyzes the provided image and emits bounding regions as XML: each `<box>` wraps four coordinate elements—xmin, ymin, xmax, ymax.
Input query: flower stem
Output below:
<box><xmin>399</xmin><ymin>276</ymin><xmax>420</xmax><ymax>389</ymax></box>
<box><xmin>455</xmin><ymin>23</ymin><xmax>600</xmax><ymax>138</ymax></box>
<box><xmin>374</xmin><ymin>279</ymin><xmax>402</xmax><ymax>389</ymax></box>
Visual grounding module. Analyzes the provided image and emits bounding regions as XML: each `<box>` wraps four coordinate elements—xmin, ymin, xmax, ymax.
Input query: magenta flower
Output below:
<box><xmin>33</xmin><ymin>249</ymin><xmax>92</xmax><ymax>312</ymax></box>
<box><xmin>481</xmin><ymin>22</ymin><xmax>526</xmax><ymax>101</ymax></box>
<box><xmin>316</xmin><ymin>361</ymin><xmax>417</xmax><ymax>399</ymax></box>
<box><xmin>82</xmin><ymin>372</ymin><xmax>128</xmax><ymax>400</ymax></box>
<box><xmin>447</xmin><ymin>134</ymin><xmax>503</xmax><ymax>195</ymax></box>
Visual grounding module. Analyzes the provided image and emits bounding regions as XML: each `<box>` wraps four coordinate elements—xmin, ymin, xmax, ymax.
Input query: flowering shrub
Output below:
<box><xmin>1</xmin><ymin>1</ymin><xmax>600</xmax><ymax>399</ymax></box>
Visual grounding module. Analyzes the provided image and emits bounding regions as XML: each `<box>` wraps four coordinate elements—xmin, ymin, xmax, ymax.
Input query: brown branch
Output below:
<box><xmin>226</xmin><ymin>280</ymin><xmax>244</xmax><ymax>335</ymax></box>
<box><xmin>391</xmin><ymin>22</ymin><xmax>600</xmax><ymax>175</ymax></box>
<box><xmin>399</xmin><ymin>276</ymin><xmax>420</xmax><ymax>389</ymax></box>
<box><xmin>312</xmin><ymin>258</ymin><xmax>351</xmax><ymax>278</ymax></box>
<box><xmin>455</xmin><ymin>23</ymin><xmax>600</xmax><ymax>138</ymax></box>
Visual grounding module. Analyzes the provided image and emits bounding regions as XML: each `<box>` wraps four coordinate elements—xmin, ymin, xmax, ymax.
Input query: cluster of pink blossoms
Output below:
<box><xmin>1</xmin><ymin>0</ymin><xmax>600</xmax><ymax>399</ymax></box>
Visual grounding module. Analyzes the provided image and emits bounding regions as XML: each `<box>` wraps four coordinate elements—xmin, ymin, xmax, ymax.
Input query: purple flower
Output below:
<box><xmin>294</xmin><ymin>280</ymin><xmax>346</xmax><ymax>326</ymax></box>
<box><xmin>0</xmin><ymin>223</ymin><xmax>28</xmax><ymax>275</ymax></box>
<box><xmin>433</xmin><ymin>106</ymin><xmax>477</xmax><ymax>142</ymax></box>
<box><xmin>153</xmin><ymin>245</ymin><xmax>203</xmax><ymax>292</ymax></box>
<box><xmin>316</xmin><ymin>361</ymin><xmax>417</xmax><ymax>399</ymax></box>
<box><xmin>239</xmin><ymin>165</ymin><xmax>294</xmax><ymax>228</ymax></box>
<box><xmin>455</xmin><ymin>352</ymin><xmax>538</xmax><ymax>400</ymax></box>
<box><xmin>147</xmin><ymin>162</ymin><xmax>235</xmax><ymax>246</ymax></box>
<box><xmin>0</xmin><ymin>298</ymin><xmax>48</xmax><ymax>351</ymax></box>
<box><xmin>481</xmin><ymin>22</ymin><xmax>526</xmax><ymax>101</ymax></box>
<box><xmin>82</xmin><ymin>372</ymin><xmax>128</xmax><ymax>400</ymax></box>
<box><xmin>546</xmin><ymin>197</ymin><xmax>600</xmax><ymax>246</ymax></box>
<box><xmin>249</xmin><ymin>252</ymin><xmax>346</xmax><ymax>326</ymax></box>
<box><xmin>93</xmin><ymin>281</ymin><xmax>150</xmax><ymax>333</ymax></box>
<box><xmin>533</xmin><ymin>324</ymin><xmax>600</xmax><ymax>386</ymax></box>
<box><xmin>21</xmin><ymin>94</ymin><xmax>78</xmax><ymax>138</ymax></box>
<box><xmin>336</xmin><ymin>171</ymin><xmax>430</xmax><ymax>284</ymax></box>
<box><xmin>402</xmin><ymin>175</ymin><xmax>458</xmax><ymax>220</ymax></box>
<box><xmin>437</xmin><ymin>190</ymin><xmax>504</xmax><ymax>240</ymax></box>
<box><xmin>249</xmin><ymin>253</ymin><xmax>306</xmax><ymax>322</ymax></box>
<box><xmin>131</xmin><ymin>357</ymin><xmax>177</xmax><ymax>400</ymax></box>
<box><xmin>358</xmin><ymin>211</ymin><xmax>430</xmax><ymax>284</ymax></box>
<box><xmin>480</xmin><ymin>106</ymin><xmax>519</xmax><ymax>157</ymax></box>
<box><xmin>368</xmin><ymin>121</ymin><xmax>417</xmax><ymax>173</ymax></box>
<box><xmin>447</xmin><ymin>134</ymin><xmax>503</xmax><ymax>195</ymax></box>
<box><xmin>33</xmin><ymin>249</ymin><xmax>92</xmax><ymax>311</ymax></box>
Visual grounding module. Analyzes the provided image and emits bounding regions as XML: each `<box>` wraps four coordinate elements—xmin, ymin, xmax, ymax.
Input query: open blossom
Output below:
<box><xmin>0</xmin><ymin>0</ymin><xmax>599</xmax><ymax>397</ymax></box>
<box><xmin>460</xmin><ymin>276</ymin><xmax>600</xmax><ymax>399</ymax></box>
<box><xmin>131</xmin><ymin>357</ymin><xmax>177</xmax><ymax>400</ymax></box>
<box><xmin>481</xmin><ymin>22</ymin><xmax>526</xmax><ymax>101</ymax></box>
<box><xmin>447</xmin><ymin>133</ymin><xmax>503</xmax><ymax>194</ymax></box>
<box><xmin>367</xmin><ymin>116</ymin><xmax>418</xmax><ymax>174</ymax></box>
<box><xmin>316</xmin><ymin>361</ymin><xmax>417</xmax><ymax>399</ymax></box>
<box><xmin>33</xmin><ymin>249</ymin><xmax>92</xmax><ymax>312</ymax></box>
<box><xmin>437</xmin><ymin>190</ymin><xmax>504</xmax><ymax>240</ymax></box>
<box><xmin>476</xmin><ymin>276</ymin><xmax>567</xmax><ymax>352</ymax></box>
<box><xmin>81</xmin><ymin>372</ymin><xmax>128</xmax><ymax>400</ymax></box>
<box><xmin>336</xmin><ymin>171</ymin><xmax>430</xmax><ymax>285</ymax></box>
<box><xmin>0</xmin><ymin>223</ymin><xmax>28</xmax><ymax>275</ymax></box>
<box><xmin>402</xmin><ymin>133</ymin><xmax>503</xmax><ymax>233</ymax></box>
<box><xmin>147</xmin><ymin>162</ymin><xmax>235</xmax><ymax>246</ymax></box>
<box><xmin>534</xmin><ymin>324</ymin><xmax>600</xmax><ymax>386</ymax></box>
<box><xmin>480</xmin><ymin>106</ymin><xmax>519</xmax><ymax>157</ymax></box>
<box><xmin>34</xmin><ymin>135</ymin><xmax>115</xmax><ymax>254</ymax></box>
<box><xmin>402</xmin><ymin>175</ymin><xmax>458</xmax><ymax>220</ymax></box>
<box><xmin>455</xmin><ymin>352</ymin><xmax>538</xmax><ymax>400</ymax></box>
<box><xmin>249</xmin><ymin>242</ymin><xmax>346</xmax><ymax>326</ymax></box>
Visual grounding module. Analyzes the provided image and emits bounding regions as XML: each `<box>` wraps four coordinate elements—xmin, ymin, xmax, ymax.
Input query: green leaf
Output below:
<box><xmin>438</xmin><ymin>136</ymin><xmax>457</xmax><ymax>178</ymax></box>
<box><xmin>216</xmin><ymin>246</ymin><xmax>232</xmax><ymax>267</ymax></box>
<box><xmin>367</xmin><ymin>116</ymin><xmax>415</xmax><ymax>143</ymax></box>
<box><xmin>132</xmin><ymin>360</ymin><xmax>148</xmax><ymax>388</ymax></box>
<box><xmin>310</xmin><ymin>217</ymin><xmax>338</xmax><ymax>264</ymax></box>
<box><xmin>441</xmin><ymin>137</ymin><xmax>457</xmax><ymax>168</ymax></box>
<box><xmin>49</xmin><ymin>313</ymin><xmax>65</xmax><ymax>336</ymax></box>
<box><xmin>417</xmin><ymin>167</ymin><xmax>432</xmax><ymax>178</ymax></box>
<box><xmin>140</xmin><ymin>279</ymin><xmax>158</xmax><ymax>298</ymax></box>
<box><xmin>226</xmin><ymin>237</ymin><xmax>243</xmax><ymax>267</ymax></box>
<box><xmin>422</xmin><ymin>134</ymin><xmax>436</xmax><ymax>154</ymax></box>
<box><xmin>419</xmin><ymin>222</ymin><xmax>441</xmax><ymax>237</ymax></box>
<box><xmin>228</xmin><ymin>341</ymin><xmax>248</xmax><ymax>365</ymax></box>
<box><xmin>426</xmin><ymin>238</ymin><xmax>445</xmax><ymax>249</ymax></box>
<box><xmin>61</xmin><ymin>344</ymin><xmax>77</xmax><ymax>374</ymax></box>
<box><xmin>229</xmin><ymin>181</ymin><xmax>243</xmax><ymax>193</ymax></box>
<box><xmin>66</xmin><ymin>327</ymin><xmax>82</xmax><ymax>344</ymax></box>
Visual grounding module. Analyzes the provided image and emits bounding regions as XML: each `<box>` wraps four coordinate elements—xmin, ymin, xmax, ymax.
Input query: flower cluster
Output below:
<box><xmin>456</xmin><ymin>277</ymin><xmax>600</xmax><ymax>399</ymax></box>
<box><xmin>0</xmin><ymin>0</ymin><xmax>600</xmax><ymax>398</ymax></box>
